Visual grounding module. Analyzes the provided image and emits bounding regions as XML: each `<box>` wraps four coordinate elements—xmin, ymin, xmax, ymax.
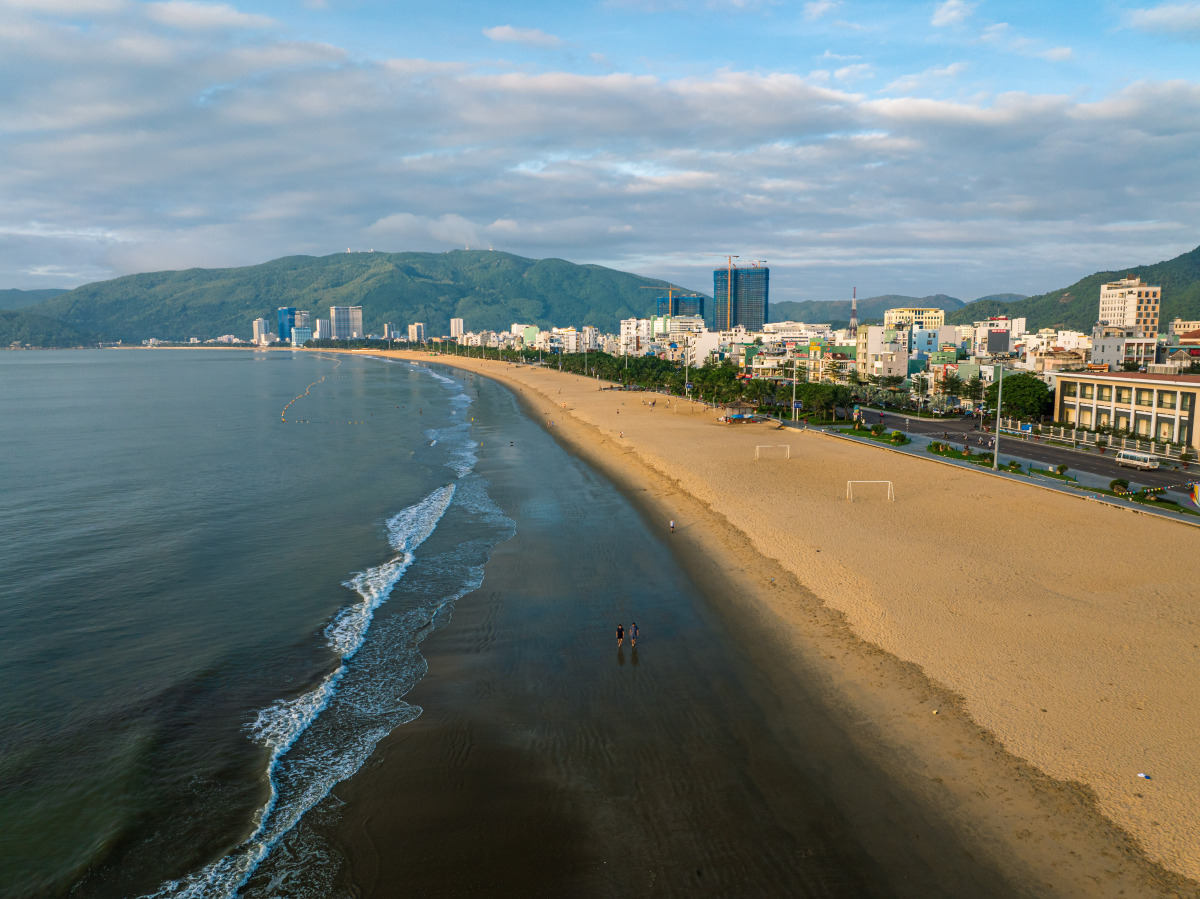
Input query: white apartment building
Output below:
<box><xmin>314</xmin><ymin>319</ymin><xmax>330</xmax><ymax>340</ymax></box>
<box><xmin>408</xmin><ymin>322</ymin><xmax>425</xmax><ymax>343</ymax></box>
<box><xmin>553</xmin><ymin>327</ymin><xmax>580</xmax><ymax>353</ymax></box>
<box><xmin>856</xmin><ymin>325</ymin><xmax>908</xmax><ymax>380</ymax></box>
<box><xmin>970</xmin><ymin>317</ymin><xmax>1026</xmax><ymax>355</ymax></box>
<box><xmin>761</xmin><ymin>321</ymin><xmax>834</xmax><ymax>343</ymax></box>
<box><xmin>450</xmin><ymin>318</ymin><xmax>464</xmax><ymax>339</ymax></box>
<box><xmin>252</xmin><ymin>317</ymin><xmax>272</xmax><ymax>345</ymax></box>
<box><xmin>1099</xmin><ymin>277</ymin><xmax>1160</xmax><ymax>337</ymax></box>
<box><xmin>581</xmin><ymin>326</ymin><xmax>600</xmax><ymax>350</ymax></box>
<box><xmin>619</xmin><ymin>318</ymin><xmax>652</xmax><ymax>356</ymax></box>
<box><xmin>330</xmin><ymin>306</ymin><xmax>363</xmax><ymax>339</ymax></box>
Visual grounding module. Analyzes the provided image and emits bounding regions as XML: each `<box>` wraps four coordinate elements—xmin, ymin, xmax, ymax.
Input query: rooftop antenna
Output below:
<box><xmin>849</xmin><ymin>287</ymin><xmax>859</xmax><ymax>338</ymax></box>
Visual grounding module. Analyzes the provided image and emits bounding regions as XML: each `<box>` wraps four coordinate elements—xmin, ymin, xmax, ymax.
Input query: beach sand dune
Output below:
<box><xmin>349</xmin><ymin>350</ymin><xmax>1200</xmax><ymax>895</ymax></box>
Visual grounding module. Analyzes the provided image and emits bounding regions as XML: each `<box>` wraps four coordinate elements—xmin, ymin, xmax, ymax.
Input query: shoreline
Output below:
<box><xmin>341</xmin><ymin>349</ymin><xmax>1198</xmax><ymax>895</ymax></box>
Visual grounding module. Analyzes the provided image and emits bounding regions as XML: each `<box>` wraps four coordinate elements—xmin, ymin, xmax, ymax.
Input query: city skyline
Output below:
<box><xmin>2</xmin><ymin>1</ymin><xmax>1199</xmax><ymax>303</ymax></box>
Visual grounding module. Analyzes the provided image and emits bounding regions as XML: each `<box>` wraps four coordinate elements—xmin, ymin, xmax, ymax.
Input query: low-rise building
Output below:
<box><xmin>1055</xmin><ymin>372</ymin><xmax>1199</xmax><ymax>445</ymax></box>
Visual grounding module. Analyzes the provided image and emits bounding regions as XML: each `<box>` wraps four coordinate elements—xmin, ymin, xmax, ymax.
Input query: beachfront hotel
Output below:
<box><xmin>1054</xmin><ymin>371</ymin><xmax>1200</xmax><ymax>447</ymax></box>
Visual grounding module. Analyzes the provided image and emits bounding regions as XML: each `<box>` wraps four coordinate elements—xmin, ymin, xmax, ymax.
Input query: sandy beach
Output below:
<box><xmin>334</xmin><ymin>349</ymin><xmax>1200</xmax><ymax>895</ymax></box>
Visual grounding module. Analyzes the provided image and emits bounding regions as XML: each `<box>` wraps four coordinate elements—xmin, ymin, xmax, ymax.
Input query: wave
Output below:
<box><xmin>144</xmin><ymin>485</ymin><xmax>456</xmax><ymax>899</ymax></box>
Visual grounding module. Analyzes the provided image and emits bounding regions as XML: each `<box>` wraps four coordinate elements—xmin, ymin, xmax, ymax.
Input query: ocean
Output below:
<box><xmin>0</xmin><ymin>349</ymin><xmax>514</xmax><ymax>897</ymax></box>
<box><xmin>2</xmin><ymin>348</ymin><xmax>1011</xmax><ymax>899</ymax></box>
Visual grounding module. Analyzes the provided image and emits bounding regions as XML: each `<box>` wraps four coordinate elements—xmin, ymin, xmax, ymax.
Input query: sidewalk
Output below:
<box><xmin>818</xmin><ymin>426</ymin><xmax>1200</xmax><ymax>528</ymax></box>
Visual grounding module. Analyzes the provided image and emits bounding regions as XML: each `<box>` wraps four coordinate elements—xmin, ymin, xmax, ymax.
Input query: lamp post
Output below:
<box><xmin>792</xmin><ymin>356</ymin><xmax>798</xmax><ymax>422</ymax></box>
<box><xmin>992</xmin><ymin>363</ymin><xmax>1005</xmax><ymax>470</ymax></box>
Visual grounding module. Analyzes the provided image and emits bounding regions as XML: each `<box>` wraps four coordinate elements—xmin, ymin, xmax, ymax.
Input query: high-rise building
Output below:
<box><xmin>291</xmin><ymin>326</ymin><xmax>313</xmax><ymax>347</ymax></box>
<box><xmin>713</xmin><ymin>264</ymin><xmax>768</xmax><ymax>332</ymax></box>
<box><xmin>1099</xmin><ymin>277</ymin><xmax>1161</xmax><ymax>337</ymax></box>
<box><xmin>408</xmin><ymin>323</ymin><xmax>425</xmax><ymax>343</ymax></box>
<box><xmin>450</xmin><ymin>318</ymin><xmax>465</xmax><ymax>339</ymax></box>
<box><xmin>657</xmin><ymin>294</ymin><xmax>705</xmax><ymax>319</ymax></box>
<box><xmin>330</xmin><ymin>306</ymin><xmax>363</xmax><ymax>339</ymax></box>
<box><xmin>277</xmin><ymin>307</ymin><xmax>297</xmax><ymax>341</ymax></box>
<box><xmin>294</xmin><ymin>310</ymin><xmax>312</xmax><ymax>329</ymax></box>
<box><xmin>252</xmin><ymin>317</ymin><xmax>271</xmax><ymax>345</ymax></box>
<box><xmin>315</xmin><ymin>319</ymin><xmax>330</xmax><ymax>339</ymax></box>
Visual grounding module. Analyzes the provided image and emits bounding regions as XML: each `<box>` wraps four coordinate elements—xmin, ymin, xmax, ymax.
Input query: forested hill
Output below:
<box><xmin>946</xmin><ymin>245</ymin><xmax>1200</xmax><ymax>331</ymax></box>
<box><xmin>0</xmin><ymin>288</ymin><xmax>69</xmax><ymax>311</ymax></box>
<box><xmin>24</xmin><ymin>250</ymin><xmax>700</xmax><ymax>342</ymax></box>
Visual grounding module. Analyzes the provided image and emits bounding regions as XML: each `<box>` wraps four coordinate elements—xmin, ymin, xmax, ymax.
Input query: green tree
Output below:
<box><xmin>983</xmin><ymin>372</ymin><xmax>1053</xmax><ymax>420</ymax></box>
<box><xmin>1121</xmin><ymin>360</ymin><xmax>1141</xmax><ymax>372</ymax></box>
<box><xmin>940</xmin><ymin>374</ymin><xmax>964</xmax><ymax>402</ymax></box>
<box><xmin>962</xmin><ymin>376</ymin><xmax>984</xmax><ymax>404</ymax></box>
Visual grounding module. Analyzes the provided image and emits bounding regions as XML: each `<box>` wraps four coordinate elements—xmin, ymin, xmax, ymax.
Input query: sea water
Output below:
<box><xmin>0</xmin><ymin>349</ymin><xmax>511</xmax><ymax>898</ymax></box>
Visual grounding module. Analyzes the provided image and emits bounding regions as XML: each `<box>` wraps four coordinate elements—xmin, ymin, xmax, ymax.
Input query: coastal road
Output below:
<box><xmin>875</xmin><ymin>410</ymin><xmax>1196</xmax><ymax>495</ymax></box>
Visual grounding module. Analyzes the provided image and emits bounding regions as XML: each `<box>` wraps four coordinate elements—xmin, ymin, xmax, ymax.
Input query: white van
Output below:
<box><xmin>1115</xmin><ymin>450</ymin><xmax>1159</xmax><ymax>471</ymax></box>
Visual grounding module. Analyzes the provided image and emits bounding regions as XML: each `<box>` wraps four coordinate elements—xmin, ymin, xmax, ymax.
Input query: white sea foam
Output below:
<box><xmin>143</xmin><ymin>485</ymin><xmax>457</xmax><ymax>899</ymax></box>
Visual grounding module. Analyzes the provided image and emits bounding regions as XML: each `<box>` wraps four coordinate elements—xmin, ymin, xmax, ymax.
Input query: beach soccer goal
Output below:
<box><xmin>846</xmin><ymin>480</ymin><xmax>895</xmax><ymax>502</ymax></box>
<box><xmin>755</xmin><ymin>445</ymin><xmax>791</xmax><ymax>460</ymax></box>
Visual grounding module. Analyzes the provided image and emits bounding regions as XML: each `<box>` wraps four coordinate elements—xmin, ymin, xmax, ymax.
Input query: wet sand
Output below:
<box><xmin>327</xmin><ymin>350</ymin><xmax>1200</xmax><ymax>897</ymax></box>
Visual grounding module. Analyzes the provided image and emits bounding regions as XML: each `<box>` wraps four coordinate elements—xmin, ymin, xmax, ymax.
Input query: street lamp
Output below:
<box><xmin>992</xmin><ymin>360</ymin><xmax>1007</xmax><ymax>470</ymax></box>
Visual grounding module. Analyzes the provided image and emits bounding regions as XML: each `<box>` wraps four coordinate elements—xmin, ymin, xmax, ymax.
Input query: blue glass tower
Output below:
<box><xmin>713</xmin><ymin>266</ymin><xmax>768</xmax><ymax>332</ymax></box>
<box><xmin>277</xmin><ymin>307</ymin><xmax>297</xmax><ymax>341</ymax></box>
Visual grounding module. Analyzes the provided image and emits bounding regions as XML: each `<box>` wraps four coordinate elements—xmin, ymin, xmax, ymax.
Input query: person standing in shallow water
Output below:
<box><xmin>616</xmin><ymin>623</ymin><xmax>624</xmax><ymax>647</ymax></box>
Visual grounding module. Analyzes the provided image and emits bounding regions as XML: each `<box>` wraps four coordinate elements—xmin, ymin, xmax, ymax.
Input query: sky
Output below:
<box><xmin>2</xmin><ymin>0</ymin><xmax>1200</xmax><ymax>303</ymax></box>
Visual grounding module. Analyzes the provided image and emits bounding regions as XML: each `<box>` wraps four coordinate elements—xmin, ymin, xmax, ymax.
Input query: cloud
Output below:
<box><xmin>144</xmin><ymin>1</ymin><xmax>275</xmax><ymax>29</ymax></box>
<box><xmin>0</xmin><ymin>0</ymin><xmax>129</xmax><ymax>13</ymax></box>
<box><xmin>803</xmin><ymin>0</ymin><xmax>838</xmax><ymax>20</ymax></box>
<box><xmin>1127</xmin><ymin>2</ymin><xmax>1200</xmax><ymax>36</ymax></box>
<box><xmin>883</xmin><ymin>62</ymin><xmax>966</xmax><ymax>94</ymax></box>
<box><xmin>482</xmin><ymin>25</ymin><xmax>564</xmax><ymax>49</ymax></box>
<box><xmin>834</xmin><ymin>63</ymin><xmax>873</xmax><ymax>82</ymax></box>
<box><xmin>980</xmin><ymin>22</ymin><xmax>1073</xmax><ymax>61</ymax></box>
<box><xmin>0</xmin><ymin>12</ymin><xmax>1198</xmax><ymax>303</ymax></box>
<box><xmin>931</xmin><ymin>0</ymin><xmax>973</xmax><ymax>27</ymax></box>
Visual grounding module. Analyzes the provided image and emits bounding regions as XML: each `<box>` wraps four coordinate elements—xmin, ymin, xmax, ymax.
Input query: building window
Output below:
<box><xmin>1116</xmin><ymin>413</ymin><xmax>1130</xmax><ymax>431</ymax></box>
<box><xmin>1081</xmin><ymin>408</ymin><xmax>1093</xmax><ymax>427</ymax></box>
<box><xmin>1135</xmin><ymin>417</ymin><xmax>1151</xmax><ymax>436</ymax></box>
<box><xmin>1158</xmin><ymin>391</ymin><xmax>1176</xmax><ymax>410</ymax></box>
<box><xmin>1098</xmin><ymin>386</ymin><xmax>1112</xmax><ymax>401</ymax></box>
<box><xmin>1062</xmin><ymin>382</ymin><xmax>1078</xmax><ymax>397</ymax></box>
<box><xmin>1136</xmin><ymin>389</ymin><xmax>1153</xmax><ymax>407</ymax></box>
<box><xmin>1183</xmin><ymin>393</ymin><xmax>1195</xmax><ymax>411</ymax></box>
<box><xmin>1082</xmin><ymin>384</ymin><xmax>1094</xmax><ymax>399</ymax></box>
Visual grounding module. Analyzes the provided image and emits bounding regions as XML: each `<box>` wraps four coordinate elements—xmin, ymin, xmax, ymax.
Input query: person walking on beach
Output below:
<box><xmin>670</xmin><ymin>519</ymin><xmax>675</xmax><ymax>533</ymax></box>
<box><xmin>616</xmin><ymin>623</ymin><xmax>624</xmax><ymax>647</ymax></box>
<box><xmin>631</xmin><ymin>622</ymin><xmax>638</xmax><ymax>647</ymax></box>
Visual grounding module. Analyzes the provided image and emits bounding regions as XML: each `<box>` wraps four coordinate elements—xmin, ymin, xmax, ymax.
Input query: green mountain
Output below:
<box><xmin>0</xmin><ymin>288</ymin><xmax>69</xmax><ymax>311</ymax></box>
<box><xmin>1</xmin><ymin>310</ymin><xmax>97</xmax><ymax>348</ymax></box>
<box><xmin>24</xmin><ymin>251</ymin><xmax>696</xmax><ymax>342</ymax></box>
<box><xmin>946</xmin><ymin>245</ymin><xmax>1200</xmax><ymax>331</ymax></box>
<box><xmin>771</xmin><ymin>293</ymin><xmax>967</xmax><ymax>325</ymax></box>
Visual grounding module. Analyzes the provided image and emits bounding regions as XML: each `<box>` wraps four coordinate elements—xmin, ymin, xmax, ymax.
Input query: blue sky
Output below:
<box><xmin>2</xmin><ymin>0</ymin><xmax>1199</xmax><ymax>303</ymax></box>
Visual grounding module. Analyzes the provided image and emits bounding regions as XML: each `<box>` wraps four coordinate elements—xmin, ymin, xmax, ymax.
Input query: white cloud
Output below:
<box><xmin>931</xmin><ymin>0</ymin><xmax>973</xmax><ymax>27</ymax></box>
<box><xmin>0</xmin><ymin>17</ymin><xmax>1197</xmax><ymax>302</ymax></box>
<box><xmin>803</xmin><ymin>0</ymin><xmax>838</xmax><ymax>20</ymax></box>
<box><xmin>1127</xmin><ymin>2</ymin><xmax>1200</xmax><ymax>36</ymax></box>
<box><xmin>834</xmin><ymin>63</ymin><xmax>873</xmax><ymax>82</ymax></box>
<box><xmin>0</xmin><ymin>0</ymin><xmax>129</xmax><ymax>13</ymax></box>
<box><xmin>883</xmin><ymin>62</ymin><xmax>966</xmax><ymax>94</ymax></box>
<box><xmin>482</xmin><ymin>25</ymin><xmax>564</xmax><ymax>48</ymax></box>
<box><xmin>1039</xmin><ymin>46</ymin><xmax>1072</xmax><ymax>61</ymax></box>
<box><xmin>145</xmin><ymin>1</ymin><xmax>275</xmax><ymax>30</ymax></box>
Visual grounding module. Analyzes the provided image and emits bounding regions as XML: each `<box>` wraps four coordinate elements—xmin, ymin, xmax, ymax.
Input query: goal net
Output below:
<box><xmin>846</xmin><ymin>480</ymin><xmax>895</xmax><ymax>502</ymax></box>
<box><xmin>755</xmin><ymin>445</ymin><xmax>791</xmax><ymax>460</ymax></box>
